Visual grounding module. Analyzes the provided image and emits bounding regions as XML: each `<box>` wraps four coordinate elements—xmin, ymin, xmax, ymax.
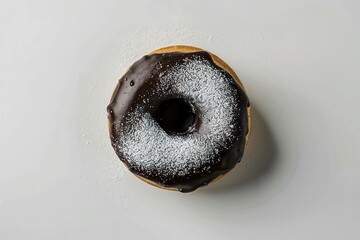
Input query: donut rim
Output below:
<box><xmin>109</xmin><ymin>45</ymin><xmax>252</xmax><ymax>192</ymax></box>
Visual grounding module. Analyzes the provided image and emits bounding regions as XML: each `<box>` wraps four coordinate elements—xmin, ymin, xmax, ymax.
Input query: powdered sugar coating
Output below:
<box><xmin>114</xmin><ymin>56</ymin><xmax>244</xmax><ymax>182</ymax></box>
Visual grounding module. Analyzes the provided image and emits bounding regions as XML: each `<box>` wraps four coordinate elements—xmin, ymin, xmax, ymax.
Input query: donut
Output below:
<box><xmin>107</xmin><ymin>45</ymin><xmax>251</xmax><ymax>192</ymax></box>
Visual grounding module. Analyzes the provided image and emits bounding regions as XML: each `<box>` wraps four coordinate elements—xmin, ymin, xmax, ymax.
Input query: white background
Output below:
<box><xmin>1</xmin><ymin>0</ymin><xmax>359</xmax><ymax>239</ymax></box>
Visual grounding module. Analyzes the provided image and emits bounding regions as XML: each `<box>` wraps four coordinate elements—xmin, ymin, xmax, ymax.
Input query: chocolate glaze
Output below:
<box><xmin>107</xmin><ymin>51</ymin><xmax>249</xmax><ymax>192</ymax></box>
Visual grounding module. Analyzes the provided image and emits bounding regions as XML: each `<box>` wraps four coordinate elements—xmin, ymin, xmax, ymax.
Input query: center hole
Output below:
<box><xmin>156</xmin><ymin>98</ymin><xmax>195</xmax><ymax>134</ymax></box>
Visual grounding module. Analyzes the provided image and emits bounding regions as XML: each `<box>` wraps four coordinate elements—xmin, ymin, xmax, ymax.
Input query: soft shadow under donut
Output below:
<box><xmin>202</xmin><ymin>105</ymin><xmax>278</xmax><ymax>193</ymax></box>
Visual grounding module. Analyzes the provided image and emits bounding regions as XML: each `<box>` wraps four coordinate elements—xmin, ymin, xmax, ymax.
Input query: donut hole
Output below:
<box><xmin>156</xmin><ymin>98</ymin><xmax>196</xmax><ymax>134</ymax></box>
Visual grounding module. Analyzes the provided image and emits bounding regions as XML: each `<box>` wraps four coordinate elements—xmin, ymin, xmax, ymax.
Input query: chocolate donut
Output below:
<box><xmin>107</xmin><ymin>46</ymin><xmax>251</xmax><ymax>192</ymax></box>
